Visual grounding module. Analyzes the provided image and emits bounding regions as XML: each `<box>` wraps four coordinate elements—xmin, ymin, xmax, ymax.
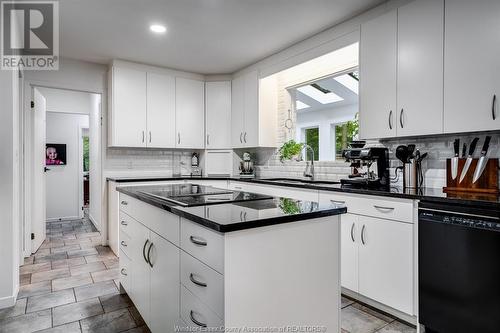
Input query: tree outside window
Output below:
<box><xmin>305</xmin><ymin>127</ymin><xmax>319</xmax><ymax>161</ymax></box>
<box><xmin>335</xmin><ymin>113</ymin><xmax>359</xmax><ymax>158</ymax></box>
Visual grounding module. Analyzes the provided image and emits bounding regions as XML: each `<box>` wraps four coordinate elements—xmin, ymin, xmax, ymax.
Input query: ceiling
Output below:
<box><xmin>59</xmin><ymin>0</ymin><xmax>384</xmax><ymax>74</ymax></box>
<box><xmin>294</xmin><ymin>72</ymin><xmax>359</xmax><ymax>113</ymax></box>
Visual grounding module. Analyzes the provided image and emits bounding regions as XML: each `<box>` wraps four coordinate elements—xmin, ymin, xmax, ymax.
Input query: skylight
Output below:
<box><xmin>296</xmin><ymin>101</ymin><xmax>310</xmax><ymax>110</ymax></box>
<box><xmin>297</xmin><ymin>85</ymin><xmax>343</xmax><ymax>104</ymax></box>
<box><xmin>334</xmin><ymin>74</ymin><xmax>359</xmax><ymax>95</ymax></box>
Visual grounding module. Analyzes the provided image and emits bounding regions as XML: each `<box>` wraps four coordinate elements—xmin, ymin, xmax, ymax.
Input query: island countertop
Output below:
<box><xmin>116</xmin><ymin>184</ymin><xmax>346</xmax><ymax>233</ymax></box>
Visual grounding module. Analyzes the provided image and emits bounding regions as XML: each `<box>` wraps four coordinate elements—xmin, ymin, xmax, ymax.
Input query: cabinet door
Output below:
<box><xmin>175</xmin><ymin>78</ymin><xmax>205</xmax><ymax>149</ymax></box>
<box><xmin>149</xmin><ymin>232</ymin><xmax>180</xmax><ymax>333</ymax></box>
<box><xmin>231</xmin><ymin>75</ymin><xmax>245</xmax><ymax>148</ymax></box>
<box><xmin>127</xmin><ymin>221</ymin><xmax>151</xmax><ymax>325</ymax></box>
<box><xmin>111</xmin><ymin>67</ymin><xmax>147</xmax><ymax>147</ymax></box>
<box><xmin>341</xmin><ymin>214</ymin><xmax>358</xmax><ymax>292</ymax></box>
<box><xmin>147</xmin><ymin>72</ymin><xmax>176</xmax><ymax>148</ymax></box>
<box><xmin>243</xmin><ymin>70</ymin><xmax>259</xmax><ymax>147</ymax></box>
<box><xmin>397</xmin><ymin>0</ymin><xmax>443</xmax><ymax>136</ymax></box>
<box><xmin>358</xmin><ymin>216</ymin><xmax>413</xmax><ymax>315</ymax></box>
<box><xmin>359</xmin><ymin>10</ymin><xmax>397</xmax><ymax>140</ymax></box>
<box><xmin>444</xmin><ymin>1</ymin><xmax>500</xmax><ymax>133</ymax></box>
<box><xmin>206</xmin><ymin>81</ymin><xmax>231</xmax><ymax>149</ymax></box>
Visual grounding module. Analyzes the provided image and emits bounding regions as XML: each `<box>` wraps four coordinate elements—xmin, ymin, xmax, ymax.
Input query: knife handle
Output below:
<box><xmin>462</xmin><ymin>143</ymin><xmax>467</xmax><ymax>158</ymax></box>
<box><xmin>481</xmin><ymin>136</ymin><xmax>491</xmax><ymax>154</ymax></box>
<box><xmin>469</xmin><ymin>137</ymin><xmax>479</xmax><ymax>156</ymax></box>
<box><xmin>453</xmin><ymin>139</ymin><xmax>460</xmax><ymax>156</ymax></box>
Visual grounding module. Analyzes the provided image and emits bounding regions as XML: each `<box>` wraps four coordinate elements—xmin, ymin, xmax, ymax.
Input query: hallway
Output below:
<box><xmin>0</xmin><ymin>217</ymin><xmax>149</xmax><ymax>333</ymax></box>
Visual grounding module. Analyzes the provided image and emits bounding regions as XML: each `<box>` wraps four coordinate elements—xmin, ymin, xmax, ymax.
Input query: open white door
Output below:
<box><xmin>32</xmin><ymin>88</ymin><xmax>47</xmax><ymax>252</ymax></box>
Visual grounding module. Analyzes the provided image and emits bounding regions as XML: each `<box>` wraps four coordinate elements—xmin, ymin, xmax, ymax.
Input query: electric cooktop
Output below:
<box><xmin>138</xmin><ymin>184</ymin><xmax>272</xmax><ymax>207</ymax></box>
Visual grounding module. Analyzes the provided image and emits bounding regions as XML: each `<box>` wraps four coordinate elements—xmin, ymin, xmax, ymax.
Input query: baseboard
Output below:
<box><xmin>88</xmin><ymin>213</ymin><xmax>99</xmax><ymax>231</ymax></box>
<box><xmin>47</xmin><ymin>216</ymin><xmax>80</xmax><ymax>222</ymax></box>
<box><xmin>0</xmin><ymin>287</ymin><xmax>19</xmax><ymax>309</ymax></box>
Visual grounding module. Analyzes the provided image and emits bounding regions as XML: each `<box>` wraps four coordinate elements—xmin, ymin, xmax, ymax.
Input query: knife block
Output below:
<box><xmin>444</xmin><ymin>158</ymin><xmax>499</xmax><ymax>194</ymax></box>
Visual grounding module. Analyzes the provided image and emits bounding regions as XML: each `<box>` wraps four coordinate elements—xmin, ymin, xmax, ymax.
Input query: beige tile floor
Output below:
<box><xmin>0</xmin><ymin>216</ymin><xmax>415</xmax><ymax>333</ymax></box>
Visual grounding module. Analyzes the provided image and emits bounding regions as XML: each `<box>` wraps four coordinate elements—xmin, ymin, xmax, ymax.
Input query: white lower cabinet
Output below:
<box><xmin>340</xmin><ymin>214</ymin><xmax>358</xmax><ymax>292</ymax></box>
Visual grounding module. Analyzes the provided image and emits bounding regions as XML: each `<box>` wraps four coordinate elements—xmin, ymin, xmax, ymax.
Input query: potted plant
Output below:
<box><xmin>278</xmin><ymin>140</ymin><xmax>304</xmax><ymax>162</ymax></box>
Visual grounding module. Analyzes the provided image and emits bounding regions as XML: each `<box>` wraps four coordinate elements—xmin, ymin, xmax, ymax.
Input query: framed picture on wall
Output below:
<box><xmin>46</xmin><ymin>144</ymin><xmax>67</xmax><ymax>165</ymax></box>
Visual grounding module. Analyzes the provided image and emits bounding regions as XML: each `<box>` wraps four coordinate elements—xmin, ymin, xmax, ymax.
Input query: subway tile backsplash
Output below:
<box><xmin>254</xmin><ymin>131</ymin><xmax>500</xmax><ymax>189</ymax></box>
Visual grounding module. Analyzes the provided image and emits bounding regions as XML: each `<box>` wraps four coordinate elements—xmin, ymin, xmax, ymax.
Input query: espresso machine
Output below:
<box><xmin>341</xmin><ymin>147</ymin><xmax>390</xmax><ymax>188</ymax></box>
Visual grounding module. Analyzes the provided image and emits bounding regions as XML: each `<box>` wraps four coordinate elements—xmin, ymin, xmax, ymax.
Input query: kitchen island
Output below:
<box><xmin>116</xmin><ymin>183</ymin><xmax>346</xmax><ymax>333</ymax></box>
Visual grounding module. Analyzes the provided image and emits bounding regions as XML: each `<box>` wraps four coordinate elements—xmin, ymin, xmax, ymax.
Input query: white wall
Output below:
<box><xmin>38</xmin><ymin>87</ymin><xmax>94</xmax><ymax>115</ymax></box>
<box><xmin>0</xmin><ymin>69</ymin><xmax>21</xmax><ymax>308</ymax></box>
<box><xmin>89</xmin><ymin>94</ymin><xmax>102</xmax><ymax>227</ymax></box>
<box><xmin>46</xmin><ymin>112</ymin><xmax>89</xmax><ymax>220</ymax></box>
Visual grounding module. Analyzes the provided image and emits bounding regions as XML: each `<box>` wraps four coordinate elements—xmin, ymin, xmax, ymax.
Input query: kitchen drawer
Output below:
<box><xmin>181</xmin><ymin>251</ymin><xmax>224</xmax><ymax>318</ymax></box>
<box><xmin>119</xmin><ymin>230</ymin><xmax>132</xmax><ymax>258</ymax></box>
<box><xmin>119</xmin><ymin>249</ymin><xmax>131</xmax><ymax>293</ymax></box>
<box><xmin>180</xmin><ymin>285</ymin><xmax>223</xmax><ymax>330</ymax></box>
<box><xmin>119</xmin><ymin>194</ymin><xmax>180</xmax><ymax>246</ymax></box>
<box><xmin>119</xmin><ymin>211</ymin><xmax>134</xmax><ymax>238</ymax></box>
<box><xmin>180</xmin><ymin>219</ymin><xmax>224</xmax><ymax>274</ymax></box>
<box><xmin>319</xmin><ymin>192</ymin><xmax>414</xmax><ymax>222</ymax></box>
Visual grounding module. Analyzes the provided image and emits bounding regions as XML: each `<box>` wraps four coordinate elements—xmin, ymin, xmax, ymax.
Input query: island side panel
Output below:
<box><xmin>223</xmin><ymin>216</ymin><xmax>341</xmax><ymax>332</ymax></box>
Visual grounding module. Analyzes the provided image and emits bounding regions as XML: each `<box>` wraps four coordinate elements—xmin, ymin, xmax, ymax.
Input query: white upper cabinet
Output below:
<box><xmin>231</xmin><ymin>75</ymin><xmax>246</xmax><ymax>148</ymax></box>
<box><xmin>175</xmin><ymin>78</ymin><xmax>205</xmax><ymax>149</ymax></box>
<box><xmin>205</xmin><ymin>81</ymin><xmax>232</xmax><ymax>149</ymax></box>
<box><xmin>444</xmin><ymin>0</ymin><xmax>500</xmax><ymax>133</ymax></box>
<box><xmin>231</xmin><ymin>71</ymin><xmax>277</xmax><ymax>148</ymax></box>
<box><xmin>109</xmin><ymin>66</ymin><xmax>147</xmax><ymax>147</ymax></box>
<box><xmin>359</xmin><ymin>10</ymin><xmax>397</xmax><ymax>140</ymax></box>
<box><xmin>397</xmin><ymin>0</ymin><xmax>443</xmax><ymax>137</ymax></box>
<box><xmin>147</xmin><ymin>72</ymin><xmax>176</xmax><ymax>148</ymax></box>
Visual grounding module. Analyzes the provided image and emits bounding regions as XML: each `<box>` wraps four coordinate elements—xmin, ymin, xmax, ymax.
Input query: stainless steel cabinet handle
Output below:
<box><xmin>389</xmin><ymin>110</ymin><xmax>393</xmax><ymax>130</ymax></box>
<box><xmin>120</xmin><ymin>201</ymin><xmax>128</xmax><ymax>206</ymax></box>
<box><xmin>120</xmin><ymin>220</ymin><xmax>128</xmax><ymax>226</ymax></box>
<box><xmin>244</xmin><ymin>132</ymin><xmax>247</xmax><ymax>143</ymax></box>
<box><xmin>361</xmin><ymin>225</ymin><xmax>366</xmax><ymax>245</ymax></box>
<box><xmin>147</xmin><ymin>242</ymin><xmax>154</xmax><ymax>268</ymax></box>
<box><xmin>492</xmin><ymin>94</ymin><xmax>497</xmax><ymax>120</ymax></box>
<box><xmin>143</xmin><ymin>240</ymin><xmax>149</xmax><ymax>264</ymax></box>
<box><xmin>142</xmin><ymin>131</ymin><xmax>145</xmax><ymax>143</ymax></box>
<box><xmin>178</xmin><ymin>133</ymin><xmax>181</xmax><ymax>144</ymax></box>
<box><xmin>120</xmin><ymin>241</ymin><xmax>127</xmax><ymax>247</ymax></box>
<box><xmin>149</xmin><ymin>131</ymin><xmax>152</xmax><ymax>143</ymax></box>
<box><xmin>190</xmin><ymin>236</ymin><xmax>207</xmax><ymax>246</ymax></box>
<box><xmin>239</xmin><ymin>132</ymin><xmax>243</xmax><ymax>143</ymax></box>
<box><xmin>239</xmin><ymin>211</ymin><xmax>243</xmax><ymax>221</ymax></box>
<box><xmin>400</xmin><ymin>109</ymin><xmax>404</xmax><ymax>128</ymax></box>
<box><xmin>189</xmin><ymin>310</ymin><xmax>207</xmax><ymax>328</ymax></box>
<box><xmin>330</xmin><ymin>199</ymin><xmax>345</xmax><ymax>205</ymax></box>
<box><xmin>244</xmin><ymin>212</ymin><xmax>247</xmax><ymax>221</ymax></box>
<box><xmin>189</xmin><ymin>273</ymin><xmax>207</xmax><ymax>287</ymax></box>
<box><xmin>350</xmin><ymin>223</ymin><xmax>355</xmax><ymax>242</ymax></box>
<box><xmin>120</xmin><ymin>268</ymin><xmax>127</xmax><ymax>276</ymax></box>
<box><xmin>373</xmin><ymin>205</ymin><xmax>395</xmax><ymax>212</ymax></box>
<box><xmin>207</xmin><ymin>134</ymin><xmax>210</xmax><ymax>145</ymax></box>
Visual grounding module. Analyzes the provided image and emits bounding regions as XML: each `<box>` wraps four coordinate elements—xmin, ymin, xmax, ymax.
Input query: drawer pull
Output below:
<box><xmin>120</xmin><ymin>268</ymin><xmax>127</xmax><ymax>276</ymax></box>
<box><xmin>361</xmin><ymin>225</ymin><xmax>366</xmax><ymax>245</ymax></box>
<box><xmin>189</xmin><ymin>273</ymin><xmax>207</xmax><ymax>287</ymax></box>
<box><xmin>143</xmin><ymin>240</ymin><xmax>150</xmax><ymax>264</ymax></box>
<box><xmin>120</xmin><ymin>220</ymin><xmax>128</xmax><ymax>226</ymax></box>
<box><xmin>373</xmin><ymin>205</ymin><xmax>395</xmax><ymax>212</ymax></box>
<box><xmin>189</xmin><ymin>310</ymin><xmax>207</xmax><ymax>328</ymax></box>
<box><xmin>120</xmin><ymin>241</ymin><xmax>127</xmax><ymax>247</ymax></box>
<box><xmin>350</xmin><ymin>223</ymin><xmax>355</xmax><ymax>242</ymax></box>
<box><xmin>330</xmin><ymin>200</ymin><xmax>345</xmax><ymax>205</ymax></box>
<box><xmin>190</xmin><ymin>236</ymin><xmax>207</xmax><ymax>246</ymax></box>
<box><xmin>120</xmin><ymin>201</ymin><xmax>128</xmax><ymax>206</ymax></box>
<box><xmin>147</xmin><ymin>242</ymin><xmax>154</xmax><ymax>268</ymax></box>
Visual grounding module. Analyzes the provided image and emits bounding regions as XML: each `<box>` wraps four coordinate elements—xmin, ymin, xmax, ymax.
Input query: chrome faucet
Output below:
<box><xmin>302</xmin><ymin>144</ymin><xmax>315</xmax><ymax>181</ymax></box>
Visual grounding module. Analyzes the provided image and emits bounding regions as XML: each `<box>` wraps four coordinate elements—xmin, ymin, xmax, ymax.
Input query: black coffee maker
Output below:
<box><xmin>341</xmin><ymin>146</ymin><xmax>390</xmax><ymax>188</ymax></box>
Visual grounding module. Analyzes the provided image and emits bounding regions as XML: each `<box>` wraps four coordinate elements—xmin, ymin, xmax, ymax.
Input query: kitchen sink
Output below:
<box><xmin>260</xmin><ymin>178</ymin><xmax>341</xmax><ymax>186</ymax></box>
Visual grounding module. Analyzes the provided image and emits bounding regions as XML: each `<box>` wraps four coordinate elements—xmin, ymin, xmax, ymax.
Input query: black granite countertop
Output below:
<box><xmin>108</xmin><ymin>176</ymin><xmax>500</xmax><ymax>209</ymax></box>
<box><xmin>116</xmin><ymin>184</ymin><xmax>346</xmax><ymax>233</ymax></box>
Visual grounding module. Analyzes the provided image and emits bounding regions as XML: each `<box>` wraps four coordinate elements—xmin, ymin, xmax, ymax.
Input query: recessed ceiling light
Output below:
<box><xmin>150</xmin><ymin>24</ymin><xmax>167</xmax><ymax>34</ymax></box>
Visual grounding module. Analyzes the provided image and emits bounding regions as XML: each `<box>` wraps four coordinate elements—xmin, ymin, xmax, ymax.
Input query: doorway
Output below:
<box><xmin>25</xmin><ymin>86</ymin><xmax>101</xmax><ymax>254</ymax></box>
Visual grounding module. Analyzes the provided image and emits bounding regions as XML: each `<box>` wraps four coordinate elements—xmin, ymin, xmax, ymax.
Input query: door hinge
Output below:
<box><xmin>31</xmin><ymin>233</ymin><xmax>35</xmax><ymax>240</ymax></box>
<box><xmin>31</xmin><ymin>101</ymin><xmax>34</xmax><ymax>108</ymax></box>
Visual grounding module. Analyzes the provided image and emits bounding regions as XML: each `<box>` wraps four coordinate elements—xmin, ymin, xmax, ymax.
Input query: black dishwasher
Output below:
<box><xmin>419</xmin><ymin>201</ymin><xmax>500</xmax><ymax>333</ymax></box>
